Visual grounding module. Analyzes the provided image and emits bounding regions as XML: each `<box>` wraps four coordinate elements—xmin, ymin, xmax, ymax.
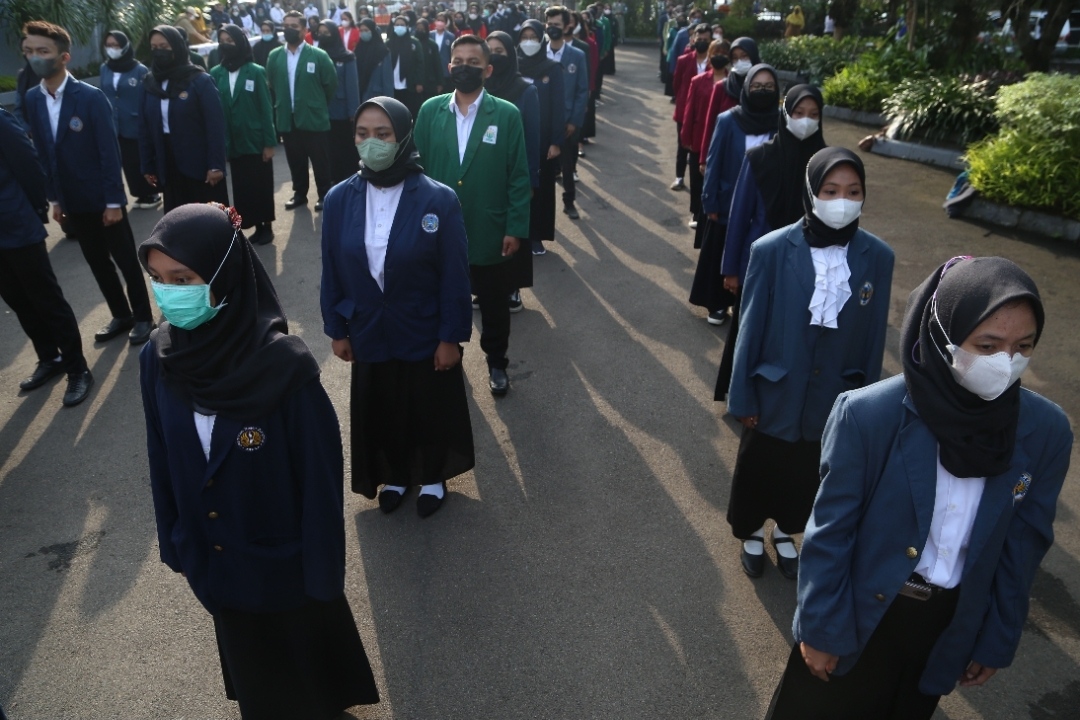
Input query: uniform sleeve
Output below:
<box><xmin>343</xmin><ymin>60</ymin><xmax>360</xmax><ymax>119</ymax></box>
<box><xmin>680</xmin><ymin>79</ymin><xmax>697</xmax><ymax>148</ymax></box>
<box><xmin>861</xmin><ymin>242</ymin><xmax>894</xmax><ymax>385</ymax></box>
<box><xmin>722</xmin><ymin>157</ymin><xmax>760</xmax><ymax>278</ymax></box>
<box><xmin>701</xmin><ymin>115</ymin><xmax>727</xmax><ymax>216</ymax></box>
<box><xmin>726</xmin><ymin>237</ymin><xmax>772</xmax><ymax>420</ymax></box>
<box><xmin>503</xmin><ymin>107</ymin><xmax>532</xmax><ymax>240</ymax></box>
<box><xmin>137</xmin><ymin>83</ymin><xmax>156</xmax><ymax>176</ymax></box>
<box><xmin>90</xmin><ymin>91</ymin><xmax>128</xmax><ymax>206</ymax></box>
<box><xmin>547</xmin><ymin>67</ymin><xmax>566</xmax><ymax>148</ymax></box>
<box><xmin>520</xmin><ymin>89</ymin><xmax>541</xmax><ymax>188</ymax></box>
<box><xmin>196</xmin><ymin>76</ymin><xmax>228</xmax><ymax>173</ymax></box>
<box><xmin>319</xmin><ymin>186</ymin><xmax>349</xmax><ymax>340</ymax></box>
<box><xmin>571</xmin><ymin>52</ymin><xmax>589</xmax><ymax>129</ymax></box>
<box><xmin>139</xmin><ymin>345</ymin><xmax>183</xmax><ymax>572</ymax></box>
<box><xmin>0</xmin><ymin>109</ymin><xmax>49</xmax><ymax>215</ymax></box>
<box><xmin>320</xmin><ymin>51</ymin><xmax>338</xmax><ymax>103</ymax></box>
<box><xmin>255</xmin><ymin>67</ymin><xmax>278</xmax><ymax>148</ymax></box>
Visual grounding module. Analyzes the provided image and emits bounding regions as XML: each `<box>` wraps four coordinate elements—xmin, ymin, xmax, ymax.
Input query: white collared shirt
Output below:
<box><xmin>434</xmin><ymin>30</ymin><xmax>447</xmax><ymax>48</ymax></box>
<box><xmin>914</xmin><ymin>455</ymin><xmax>986</xmax><ymax>589</ymax></box>
<box><xmin>286</xmin><ymin>43</ymin><xmax>304</xmax><ymax>110</ymax></box>
<box><xmin>393</xmin><ymin>56</ymin><xmax>407</xmax><ymax>90</ymax></box>
<box><xmin>193</xmin><ymin>411</ymin><xmax>217</xmax><ymax>461</ymax></box>
<box><xmin>450</xmin><ymin>89</ymin><xmax>484</xmax><ymax>164</ymax></box>
<box><xmin>41</xmin><ymin>72</ymin><xmax>72</xmax><ymax>140</ymax></box>
<box><xmin>808</xmin><ymin>244</ymin><xmax>851</xmax><ymax>328</ymax></box>
<box><xmin>546</xmin><ymin>43</ymin><xmax>564</xmax><ymax>62</ymax></box>
<box><xmin>228</xmin><ymin>69</ymin><xmax>240</xmax><ymax>96</ymax></box>
<box><xmin>160</xmin><ymin>80</ymin><xmax>171</xmax><ymax>133</ymax></box>
<box><xmin>364</xmin><ymin>181</ymin><xmax>405</xmax><ymax>291</ymax></box>
<box><xmin>697</xmin><ymin>57</ymin><xmax>708</xmax><ymax>73</ymax></box>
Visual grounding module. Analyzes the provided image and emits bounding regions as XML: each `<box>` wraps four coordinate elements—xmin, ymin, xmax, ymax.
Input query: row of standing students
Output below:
<box><xmin>664</xmin><ymin>26</ymin><xmax>1074</xmax><ymax>720</ymax></box>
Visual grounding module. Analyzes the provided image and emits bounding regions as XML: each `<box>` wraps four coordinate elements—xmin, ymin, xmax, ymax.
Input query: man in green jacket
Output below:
<box><xmin>413</xmin><ymin>34</ymin><xmax>531</xmax><ymax>397</ymax></box>
<box><xmin>266</xmin><ymin>10</ymin><xmax>337</xmax><ymax>210</ymax></box>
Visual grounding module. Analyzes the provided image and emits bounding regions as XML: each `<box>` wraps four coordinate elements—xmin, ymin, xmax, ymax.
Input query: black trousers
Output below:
<box><xmin>470</xmin><ymin>261</ymin><xmax>511</xmax><ymax>370</ymax></box>
<box><xmin>0</xmin><ymin>242</ymin><xmax>87</xmax><ymax>373</ymax></box>
<box><xmin>162</xmin><ymin>137</ymin><xmax>230</xmax><ymax>213</ymax></box>
<box><xmin>228</xmin><ymin>154</ymin><xmax>276</xmax><ymax>228</ymax></box>
<box><xmin>282</xmin><ymin>128</ymin><xmax>332</xmax><ymax>200</ymax></box>
<box><xmin>327</xmin><ymin>118</ymin><xmax>358</xmax><ymax>186</ymax></box>
<box><xmin>531</xmin><ymin>156</ymin><xmax>558</xmax><ymax>243</ymax></box>
<box><xmin>65</xmin><ymin>209</ymin><xmax>153</xmax><ymax>323</ymax></box>
<box><xmin>560</xmin><ymin>130</ymin><xmax>579</xmax><ymax>206</ymax></box>
<box><xmin>117</xmin><ymin>135</ymin><xmax>156</xmax><ymax>199</ymax></box>
<box><xmin>675</xmin><ymin>121</ymin><xmax>688</xmax><ymax>180</ymax></box>
<box><xmin>766</xmin><ymin>586</ymin><xmax>960</xmax><ymax>720</ymax></box>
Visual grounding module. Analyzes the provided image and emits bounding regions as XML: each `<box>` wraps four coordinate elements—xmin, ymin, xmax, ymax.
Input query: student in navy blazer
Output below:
<box><xmin>139</xmin><ymin>25</ymin><xmax>229</xmax><ymax>213</ymax></box>
<box><xmin>768</xmin><ymin>257</ymin><xmax>1072</xmax><ymax>720</ymax></box>
<box><xmin>544</xmin><ymin>6</ymin><xmax>589</xmax><ymax>217</ymax></box>
<box><xmin>321</xmin><ymin>97</ymin><xmax>474</xmax><ymax>519</ymax></box>
<box><xmin>23</xmin><ymin>21</ymin><xmax>155</xmax><ymax>348</ymax></box>
<box><xmin>356</xmin><ymin>18</ymin><xmax>395</xmax><ymax>103</ymax></box>
<box><xmin>431</xmin><ymin>16</ymin><xmax>455</xmax><ymax>83</ymax></box>
<box><xmin>317</xmin><ymin>21</ymin><xmax>362</xmax><ymax>184</ymax></box>
<box><xmin>100</xmin><ymin>31</ymin><xmax>159</xmax><ymax>208</ymax></box>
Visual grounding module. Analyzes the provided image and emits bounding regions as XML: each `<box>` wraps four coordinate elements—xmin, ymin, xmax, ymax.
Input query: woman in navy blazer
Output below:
<box><xmin>138</xmin><ymin>26</ymin><xmax>229</xmax><ymax>212</ymax></box>
<box><xmin>355</xmin><ymin>19</ymin><xmax>394</xmax><ymax>103</ymax></box>
<box><xmin>321</xmin><ymin>96</ymin><xmax>474</xmax><ymax>519</ymax></box>
<box><xmin>317</xmin><ymin>21</ymin><xmax>362</xmax><ymax>184</ymax></box>
<box><xmin>768</xmin><ymin>257</ymin><xmax>1072</xmax><ymax>719</ymax></box>
<box><xmin>139</xmin><ymin>203</ymin><xmax>379</xmax><ymax>719</ymax></box>
<box><xmin>100</xmin><ymin>31</ymin><xmax>159</xmax><ymax>208</ymax></box>
<box><xmin>727</xmin><ymin>148</ymin><xmax>894</xmax><ymax>580</ymax></box>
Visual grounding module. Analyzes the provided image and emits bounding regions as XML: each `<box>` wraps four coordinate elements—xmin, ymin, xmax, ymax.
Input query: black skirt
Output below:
<box><xmin>688</xmin><ymin>220</ymin><xmax>736</xmax><ymax>312</ymax></box>
<box><xmin>714</xmin><ymin>301</ymin><xmax>741</xmax><ymax>400</ymax></box>
<box><xmin>529</xmin><ymin>157</ymin><xmax>559</xmax><ymax>244</ymax></box>
<box><xmin>163</xmin><ymin>136</ymin><xmax>229</xmax><ymax>213</ymax></box>
<box><xmin>350</xmin><ymin>357</ymin><xmax>475</xmax><ymax>499</ymax></box>
<box><xmin>727</xmin><ymin>427</ymin><xmax>822</xmax><ymax>538</ymax></box>
<box><xmin>507</xmin><ymin>235</ymin><xmax>534</xmax><ymax>290</ymax></box>
<box><xmin>229</xmin><ymin>153</ymin><xmax>276</xmax><ymax>228</ymax></box>
<box><xmin>214</xmin><ymin>595</ymin><xmax>379</xmax><ymax>720</ymax></box>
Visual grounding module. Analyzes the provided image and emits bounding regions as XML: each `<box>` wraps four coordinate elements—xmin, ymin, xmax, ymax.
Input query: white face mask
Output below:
<box><xmin>810</xmin><ymin>196</ymin><xmax>862</xmax><ymax>229</ymax></box>
<box><xmin>732</xmin><ymin>58</ymin><xmax>752</xmax><ymax>75</ymax></box>
<box><xmin>519</xmin><ymin>39</ymin><xmax>541</xmax><ymax>56</ymax></box>
<box><xmin>105</xmin><ymin>47</ymin><xmax>125</xmax><ymax>60</ymax></box>
<box><xmin>341</xmin><ymin>19</ymin><xmax>351</xmax><ymax>27</ymax></box>
<box><xmin>786</xmin><ymin>114</ymin><xmax>819</xmax><ymax>141</ymax></box>
<box><xmin>946</xmin><ymin>344</ymin><xmax>1029</xmax><ymax>401</ymax></box>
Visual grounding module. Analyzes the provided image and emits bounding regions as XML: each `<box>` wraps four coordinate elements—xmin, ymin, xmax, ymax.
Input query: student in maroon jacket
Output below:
<box><xmin>669</xmin><ymin>22</ymin><xmax>710</xmax><ymax>192</ymax></box>
<box><xmin>680</xmin><ymin>38</ymin><xmax>728</xmax><ymax>248</ymax></box>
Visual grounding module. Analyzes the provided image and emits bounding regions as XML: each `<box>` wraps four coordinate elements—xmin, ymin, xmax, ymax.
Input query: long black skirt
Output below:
<box><xmin>229</xmin><ymin>153</ymin><xmax>276</xmax><ymax>228</ymax></box>
<box><xmin>530</xmin><ymin>156</ymin><xmax>558</xmax><ymax>243</ymax></box>
<box><xmin>727</xmin><ymin>427</ymin><xmax>822</xmax><ymax>539</ymax></box>
<box><xmin>507</xmin><ymin>235</ymin><xmax>534</xmax><ymax>290</ymax></box>
<box><xmin>583</xmin><ymin>91</ymin><xmax>598</xmax><ymax>138</ymax></box>
<box><xmin>163</xmin><ymin>137</ymin><xmax>229</xmax><ymax>213</ymax></box>
<box><xmin>689</xmin><ymin>220</ymin><xmax>735</xmax><ymax>312</ymax></box>
<box><xmin>714</xmin><ymin>300</ymin><xmax>740</xmax><ymax>400</ymax></box>
<box><xmin>214</xmin><ymin>595</ymin><xmax>379</xmax><ymax>720</ymax></box>
<box><xmin>350</xmin><ymin>356</ymin><xmax>475</xmax><ymax>499</ymax></box>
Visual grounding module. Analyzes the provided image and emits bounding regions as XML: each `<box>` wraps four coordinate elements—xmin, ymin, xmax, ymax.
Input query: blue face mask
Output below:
<box><xmin>151</xmin><ymin>234</ymin><xmax>235</xmax><ymax>330</ymax></box>
<box><xmin>262</xmin><ymin>33</ymin><xmax>275</xmax><ymax>41</ymax></box>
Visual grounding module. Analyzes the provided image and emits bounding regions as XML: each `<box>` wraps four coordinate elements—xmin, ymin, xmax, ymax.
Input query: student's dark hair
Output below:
<box><xmin>545</xmin><ymin>6</ymin><xmax>571</xmax><ymax>25</ymax></box>
<box><xmin>260</xmin><ymin>19</ymin><xmax>275</xmax><ymax>31</ymax></box>
<box><xmin>451</xmin><ymin>33</ymin><xmax>490</xmax><ymax>61</ymax></box>
<box><xmin>22</xmin><ymin>20</ymin><xmax>71</xmax><ymax>55</ymax></box>
<box><xmin>284</xmin><ymin>10</ymin><xmax>304</xmax><ymax>22</ymax></box>
<box><xmin>694</xmin><ymin>22</ymin><xmax>712</xmax><ymax>35</ymax></box>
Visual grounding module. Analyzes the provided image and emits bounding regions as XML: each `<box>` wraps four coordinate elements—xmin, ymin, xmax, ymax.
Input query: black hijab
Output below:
<box><xmin>144</xmin><ymin>26</ymin><xmax>204</xmax><ymax>98</ymax></box>
<box><xmin>729</xmin><ymin>63</ymin><xmax>779</xmax><ymax>136</ymax></box>
<box><xmin>485</xmin><ymin>31</ymin><xmax>530</xmax><ymax>103</ymax></box>
<box><xmin>139</xmin><ymin>203</ymin><xmax>319</xmax><ymax>420</ymax></box>
<box><xmin>900</xmin><ymin>256</ymin><xmax>1044</xmax><ymax>478</ymax></box>
<box><xmin>253</xmin><ymin>25</ymin><xmax>282</xmax><ymax>66</ymax></box>
<box><xmin>355</xmin><ymin>18</ymin><xmax>388</xmax><ymax>92</ymax></box>
<box><xmin>517</xmin><ymin>20</ymin><xmax>559</xmax><ymax>79</ymax></box>
<box><xmin>723</xmin><ymin>36</ymin><xmax>759</xmax><ymax>102</ymax></box>
<box><xmin>318</xmin><ymin>20</ymin><xmax>354</xmax><ymax>62</ymax></box>
<box><xmin>218</xmin><ymin>24</ymin><xmax>253</xmax><ymax>72</ymax></box>
<box><xmin>748</xmin><ymin>84</ymin><xmax>826</xmax><ymax>231</ymax></box>
<box><xmin>801</xmin><ymin>147</ymin><xmax>865</xmax><ymax>248</ymax></box>
<box><xmin>355</xmin><ymin>96</ymin><xmax>423</xmax><ymax>187</ymax></box>
<box><xmin>387</xmin><ymin>20</ymin><xmax>416</xmax><ymax>78</ymax></box>
<box><xmin>105</xmin><ymin>30</ymin><xmax>138</xmax><ymax>73</ymax></box>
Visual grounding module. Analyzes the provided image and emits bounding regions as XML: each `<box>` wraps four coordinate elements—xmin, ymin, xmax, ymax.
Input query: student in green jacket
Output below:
<box><xmin>210</xmin><ymin>25</ymin><xmax>278</xmax><ymax>245</ymax></box>
<box><xmin>413</xmin><ymin>34</ymin><xmax>531</xmax><ymax>397</ymax></box>
<box><xmin>266</xmin><ymin>10</ymin><xmax>337</xmax><ymax>211</ymax></box>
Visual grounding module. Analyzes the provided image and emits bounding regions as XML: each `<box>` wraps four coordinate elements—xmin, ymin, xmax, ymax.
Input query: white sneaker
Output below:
<box><xmin>689</xmin><ymin>218</ymin><xmax>698</xmax><ymax>229</ymax></box>
<box><xmin>573</xmin><ymin>172</ymin><xmax>580</xmax><ymax>182</ymax></box>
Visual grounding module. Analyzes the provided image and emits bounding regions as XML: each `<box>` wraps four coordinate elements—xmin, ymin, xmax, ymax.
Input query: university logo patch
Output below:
<box><xmin>128</xmin><ymin>77</ymin><xmax>138</xmax><ymax>87</ymax></box>
<box><xmin>69</xmin><ymin>116</ymin><xmax>84</xmax><ymax>132</ymax></box>
<box><xmin>236</xmin><ymin>427</ymin><xmax>266</xmax><ymax>451</ymax></box>
<box><xmin>421</xmin><ymin>213</ymin><xmax>439</xmax><ymax>233</ymax></box>
<box><xmin>541</xmin><ymin>75</ymin><xmax>550</xmax><ymax>84</ymax></box>
<box><xmin>1013</xmin><ymin>472</ymin><xmax>1032</xmax><ymax>504</ymax></box>
<box><xmin>859</xmin><ymin>281</ymin><xmax>874</xmax><ymax>306</ymax></box>
<box><xmin>178</xmin><ymin>90</ymin><xmax>189</xmax><ymax>100</ymax></box>
<box><xmin>568</xmin><ymin>63</ymin><xmax>577</xmax><ymax>74</ymax></box>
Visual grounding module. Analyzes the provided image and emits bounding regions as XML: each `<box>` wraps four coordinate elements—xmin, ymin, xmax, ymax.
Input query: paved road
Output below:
<box><xmin>2</xmin><ymin>46</ymin><xmax>1079</xmax><ymax>719</ymax></box>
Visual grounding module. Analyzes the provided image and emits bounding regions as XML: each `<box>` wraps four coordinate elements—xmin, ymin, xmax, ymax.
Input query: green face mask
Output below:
<box><xmin>356</xmin><ymin>136</ymin><xmax>402</xmax><ymax>172</ymax></box>
<box><xmin>151</xmin><ymin>233</ymin><xmax>235</xmax><ymax>330</ymax></box>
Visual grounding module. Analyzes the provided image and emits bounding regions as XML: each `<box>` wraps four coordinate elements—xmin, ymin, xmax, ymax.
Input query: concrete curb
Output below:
<box><xmin>960</xmin><ymin>198</ymin><xmax>1080</xmax><ymax>243</ymax></box>
<box><xmin>823</xmin><ymin>105</ymin><xmax>885</xmax><ymax>127</ymax></box>
<box><xmin>868</xmin><ymin>136</ymin><xmax>966</xmax><ymax>171</ymax></box>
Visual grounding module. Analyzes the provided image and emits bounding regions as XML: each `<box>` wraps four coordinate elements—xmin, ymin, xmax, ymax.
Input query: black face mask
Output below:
<box><xmin>709</xmin><ymin>54</ymin><xmax>729</xmax><ymax>70</ymax></box>
<box><xmin>151</xmin><ymin>48</ymin><xmax>176</xmax><ymax>68</ymax></box>
<box><xmin>317</xmin><ymin>34</ymin><xmax>333</xmax><ymax>43</ymax></box>
<box><xmin>283</xmin><ymin>27</ymin><xmax>302</xmax><ymax>44</ymax></box>
<box><xmin>489</xmin><ymin>53</ymin><xmax>510</xmax><ymax>73</ymax></box>
<box><xmin>546</xmin><ymin>26</ymin><xmax>563</xmax><ymax>40</ymax></box>
<box><xmin>693</xmin><ymin>39</ymin><xmax>710</xmax><ymax>53</ymax></box>
<box><xmin>416</xmin><ymin>30</ymin><xmax>429</xmax><ymax>39</ymax></box>
<box><xmin>748</xmin><ymin>89</ymin><xmax>779</xmax><ymax>112</ymax></box>
<box><xmin>219</xmin><ymin>42</ymin><xmax>242</xmax><ymax>59</ymax></box>
<box><xmin>450</xmin><ymin>64</ymin><xmax>485</xmax><ymax>93</ymax></box>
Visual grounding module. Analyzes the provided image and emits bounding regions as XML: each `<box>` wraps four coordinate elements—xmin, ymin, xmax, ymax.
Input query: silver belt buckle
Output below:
<box><xmin>898</xmin><ymin>580</ymin><xmax>933</xmax><ymax>601</ymax></box>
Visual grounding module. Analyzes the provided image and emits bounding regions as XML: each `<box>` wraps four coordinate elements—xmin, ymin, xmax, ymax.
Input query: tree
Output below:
<box><xmin>829</xmin><ymin>0</ymin><xmax>859</xmax><ymax>38</ymax></box>
<box><xmin>1003</xmin><ymin>0</ymin><xmax>1073</xmax><ymax>72</ymax></box>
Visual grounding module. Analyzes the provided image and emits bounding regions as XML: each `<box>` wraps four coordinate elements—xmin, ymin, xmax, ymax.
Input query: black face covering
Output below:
<box><xmin>283</xmin><ymin>27</ymin><xmax>302</xmax><ymax>44</ymax></box>
<box><xmin>693</xmin><ymin>38</ymin><xmax>710</xmax><ymax>53</ymax></box>
<box><xmin>484</xmin><ymin>31</ymin><xmax>530</xmax><ymax>103</ymax></box>
<box><xmin>709</xmin><ymin>54</ymin><xmax>729</xmax><ymax>71</ymax></box>
<box><xmin>218</xmin><ymin>24</ymin><xmax>253</xmax><ymax>72</ymax></box>
<box><xmin>450</xmin><ymin>63</ymin><xmax>485</xmax><ymax>93</ymax></box>
<box><xmin>900</xmin><ymin>257</ymin><xmax>1044</xmax><ymax>478</ymax></box>
<box><xmin>144</xmin><ymin>26</ymin><xmax>203</xmax><ymax>99</ymax></box>
<box><xmin>801</xmin><ymin>146</ymin><xmax>865</xmax><ymax>248</ymax></box>
<box><xmin>546</xmin><ymin>25</ymin><xmax>564</xmax><ymax>40</ymax></box>
<box><xmin>728</xmin><ymin>63</ymin><xmax>779</xmax><ymax>136</ymax></box>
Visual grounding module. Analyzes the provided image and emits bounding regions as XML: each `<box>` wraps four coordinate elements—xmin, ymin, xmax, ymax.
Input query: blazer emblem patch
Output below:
<box><xmin>68</xmin><ymin>116</ymin><xmax>84</xmax><ymax>132</ymax></box>
<box><xmin>482</xmin><ymin>125</ymin><xmax>498</xmax><ymax>144</ymax></box>
<box><xmin>859</xmin><ymin>281</ymin><xmax>874</xmax><ymax>306</ymax></box>
<box><xmin>542</xmin><ymin>75</ymin><xmax>550</xmax><ymax>84</ymax></box>
<box><xmin>128</xmin><ymin>77</ymin><xmax>138</xmax><ymax>87</ymax></box>
<box><xmin>421</xmin><ymin>213</ymin><xmax>439</xmax><ymax>233</ymax></box>
<box><xmin>178</xmin><ymin>90</ymin><xmax>189</xmax><ymax>100</ymax></box>
<box><xmin>1013</xmin><ymin>472</ymin><xmax>1032</xmax><ymax>504</ymax></box>
<box><xmin>237</xmin><ymin>427</ymin><xmax>266</xmax><ymax>451</ymax></box>
<box><xmin>568</xmin><ymin>63</ymin><xmax>577</xmax><ymax>74</ymax></box>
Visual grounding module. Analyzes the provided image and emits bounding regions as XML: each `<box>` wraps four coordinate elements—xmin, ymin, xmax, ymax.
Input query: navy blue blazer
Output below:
<box><xmin>137</xmin><ymin>72</ymin><xmax>228</xmax><ymax>184</ymax></box>
<box><xmin>140</xmin><ymin>345</ymin><xmax>346</xmax><ymax>616</ymax></box>
<box><xmin>513</xmin><ymin>84</ymin><xmax>541</xmax><ymax>189</ymax></box>
<box><xmin>0</xmin><ymin>108</ymin><xmax>49</xmax><ymax>249</ymax></box>
<box><xmin>432</xmin><ymin>31</ymin><xmax>453</xmax><ymax>78</ymax></box>
<box><xmin>796</xmin><ymin>375</ymin><xmax>1072</xmax><ymax>695</ymax></box>
<box><xmin>522</xmin><ymin>61</ymin><xmax>566</xmax><ymax>151</ymax></box>
<box><xmin>360</xmin><ymin>55</ymin><xmax>395</xmax><ymax>104</ymax></box>
<box><xmin>99</xmin><ymin>62</ymin><xmax>150</xmax><ymax>139</ymax></box>
<box><xmin>320</xmin><ymin>172</ymin><xmax>473</xmax><ymax>362</ymax></box>
<box><xmin>727</xmin><ymin>223</ymin><xmax>894</xmax><ymax>442</ymax></box>
<box><xmin>328</xmin><ymin>57</ymin><xmax>361</xmax><ymax>121</ymax></box>
<box><xmin>721</xmin><ymin>155</ymin><xmax>771</xmax><ymax>283</ymax></box>
<box><xmin>554</xmin><ymin>42</ymin><xmax>589</xmax><ymax>130</ymax></box>
<box><xmin>24</xmin><ymin>77</ymin><xmax>127</xmax><ymax>214</ymax></box>
<box><xmin>702</xmin><ymin>111</ymin><xmax>772</xmax><ymax>218</ymax></box>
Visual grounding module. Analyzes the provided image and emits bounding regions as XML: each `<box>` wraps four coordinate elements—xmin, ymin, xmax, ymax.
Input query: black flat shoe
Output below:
<box><xmin>563</xmin><ymin>204</ymin><xmax>580</xmax><ymax>220</ymax></box>
<box><xmin>129</xmin><ymin>321</ymin><xmax>156</xmax><ymax>345</ymax></box>
<box><xmin>771</xmin><ymin>536</ymin><xmax>800</xmax><ymax>580</ymax></box>
<box><xmin>378</xmin><ymin>488</ymin><xmax>406</xmax><ymax>514</ymax></box>
<box><xmin>251</xmin><ymin>224</ymin><xmax>274</xmax><ymax>245</ymax></box>
<box><xmin>741</xmin><ymin>544</ymin><xmax>765</xmax><ymax>578</ymax></box>
<box><xmin>19</xmin><ymin>359</ymin><xmax>65</xmax><ymax>391</ymax></box>
<box><xmin>417</xmin><ymin>489</ymin><xmax>445</xmax><ymax>519</ymax></box>
<box><xmin>489</xmin><ymin>367</ymin><xmax>509</xmax><ymax>396</ymax></box>
<box><xmin>284</xmin><ymin>195</ymin><xmax>307</xmax><ymax>210</ymax></box>
<box><xmin>314</xmin><ymin>199</ymin><xmax>324</xmax><ymax>212</ymax></box>
<box><xmin>94</xmin><ymin>316</ymin><xmax>134</xmax><ymax>342</ymax></box>
<box><xmin>62</xmin><ymin>370</ymin><xmax>94</xmax><ymax>407</ymax></box>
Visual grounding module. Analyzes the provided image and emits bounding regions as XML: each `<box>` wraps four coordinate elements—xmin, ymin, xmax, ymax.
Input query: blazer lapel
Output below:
<box><xmin>843</xmin><ymin>231</ymin><xmax>871</xmax><ymax>302</ymax></box>
<box><xmin>898</xmin><ymin>395</ymin><xmax>938</xmax><ymax>544</ymax></box>
<box><xmin>55</xmin><ymin>79</ymin><xmax>78</xmax><ymax>146</ymax></box>
<box><xmin>459</xmin><ymin>93</ymin><xmax>494</xmax><ymax>177</ymax></box>
<box><xmin>962</xmin><ymin>427</ymin><xmax>1034</xmax><ymax>574</ymax></box>
<box><xmin>204</xmin><ymin>415</ymin><xmax>242</xmax><ymax>483</ymax></box>
<box><xmin>383</xmin><ymin>174</ymin><xmax>420</xmax><ymax>293</ymax></box>
<box><xmin>785</xmin><ymin>227</ymin><xmax>815</xmax><ymax>300</ymax></box>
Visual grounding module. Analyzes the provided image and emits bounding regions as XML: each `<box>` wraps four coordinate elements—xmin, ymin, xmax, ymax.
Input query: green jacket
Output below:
<box><xmin>209</xmin><ymin>62</ymin><xmax>277</xmax><ymax>159</ymax></box>
<box><xmin>265</xmin><ymin>43</ymin><xmax>337</xmax><ymax>133</ymax></box>
<box><xmin>598</xmin><ymin>16</ymin><xmax>614</xmax><ymax>54</ymax></box>
<box><xmin>414</xmin><ymin>91</ymin><xmax>531</xmax><ymax>267</ymax></box>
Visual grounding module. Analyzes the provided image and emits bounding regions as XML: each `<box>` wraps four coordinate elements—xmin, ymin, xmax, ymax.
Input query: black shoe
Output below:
<box><xmin>564</xmin><ymin>204</ymin><xmax>580</xmax><ymax>220</ymax></box>
<box><xmin>314</xmin><ymin>198</ymin><xmax>324</xmax><ymax>211</ymax></box>
<box><xmin>489</xmin><ymin>367</ymin><xmax>509</xmax><ymax>396</ymax></box>
<box><xmin>19</xmin><ymin>360</ymin><xmax>65</xmax><ymax>391</ymax></box>
<box><xmin>378</xmin><ymin>488</ymin><xmax>406</xmax><ymax>514</ymax></box>
<box><xmin>134</xmin><ymin>195</ymin><xmax>162</xmax><ymax>209</ymax></box>
<box><xmin>508</xmin><ymin>291</ymin><xmax>524</xmax><ymax>314</ymax></box>
<box><xmin>707</xmin><ymin>310</ymin><xmax>729</xmax><ymax>326</ymax></box>
<box><xmin>95</xmin><ymin>316</ymin><xmax>135</xmax><ymax>342</ymax></box>
<box><xmin>417</xmin><ymin>486</ymin><xmax>446</xmax><ymax>518</ymax></box>
<box><xmin>62</xmin><ymin>370</ymin><xmax>94</xmax><ymax>407</ymax></box>
<box><xmin>577</xmin><ymin>149</ymin><xmax>586</xmax><ymax>158</ymax></box>
<box><xmin>128</xmin><ymin>321</ymin><xmax>156</xmax><ymax>345</ymax></box>
<box><xmin>284</xmin><ymin>195</ymin><xmax>307</xmax><ymax>210</ymax></box>
<box><xmin>771</xmin><ymin>536</ymin><xmax>800</xmax><ymax>580</ymax></box>
<box><xmin>251</xmin><ymin>224</ymin><xmax>274</xmax><ymax>245</ymax></box>
<box><xmin>741</xmin><ymin>543</ymin><xmax>765</xmax><ymax>578</ymax></box>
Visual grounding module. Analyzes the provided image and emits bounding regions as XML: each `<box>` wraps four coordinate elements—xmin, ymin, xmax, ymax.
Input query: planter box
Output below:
<box><xmin>868</xmin><ymin>136</ymin><xmax>965</xmax><ymax>171</ymax></box>
<box><xmin>960</xmin><ymin>198</ymin><xmax>1080</xmax><ymax>243</ymax></box>
<box><xmin>823</xmin><ymin>105</ymin><xmax>886</xmax><ymax>127</ymax></box>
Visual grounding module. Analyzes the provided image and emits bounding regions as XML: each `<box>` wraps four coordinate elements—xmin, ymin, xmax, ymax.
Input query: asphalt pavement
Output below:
<box><xmin>2</xmin><ymin>46</ymin><xmax>1079</xmax><ymax>720</ymax></box>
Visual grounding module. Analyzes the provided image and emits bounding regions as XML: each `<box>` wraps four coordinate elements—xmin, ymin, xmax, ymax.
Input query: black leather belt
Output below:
<box><xmin>897</xmin><ymin>573</ymin><xmax>958</xmax><ymax>601</ymax></box>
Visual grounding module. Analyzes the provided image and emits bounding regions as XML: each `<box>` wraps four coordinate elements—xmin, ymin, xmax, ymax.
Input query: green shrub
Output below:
<box><xmin>822</xmin><ymin>63</ymin><xmax>897</xmax><ymax>113</ymax></box>
<box><xmin>760</xmin><ymin>35</ymin><xmax>866</xmax><ymax>84</ymax></box>
<box><xmin>882</xmin><ymin>76</ymin><xmax>999</xmax><ymax>147</ymax></box>
<box><xmin>0</xmin><ymin>76</ymin><xmax>16</xmax><ymax>93</ymax></box>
